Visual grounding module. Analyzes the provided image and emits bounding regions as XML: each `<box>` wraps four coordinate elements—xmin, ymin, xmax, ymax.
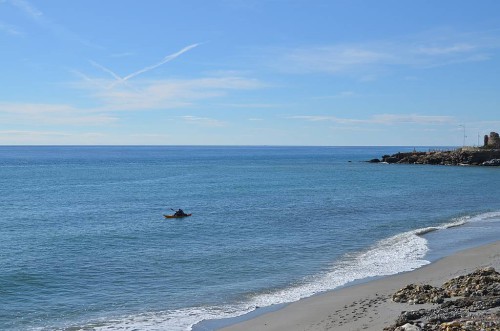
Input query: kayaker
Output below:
<box><xmin>174</xmin><ymin>209</ymin><xmax>186</xmax><ymax>217</ymax></box>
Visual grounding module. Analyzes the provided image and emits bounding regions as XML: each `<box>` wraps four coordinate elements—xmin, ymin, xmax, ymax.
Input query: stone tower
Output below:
<box><xmin>487</xmin><ymin>132</ymin><xmax>500</xmax><ymax>148</ymax></box>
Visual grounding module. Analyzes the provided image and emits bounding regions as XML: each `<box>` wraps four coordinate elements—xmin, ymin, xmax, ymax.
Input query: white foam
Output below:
<box><xmin>467</xmin><ymin>211</ymin><xmax>500</xmax><ymax>223</ymax></box>
<box><xmin>69</xmin><ymin>211</ymin><xmax>500</xmax><ymax>331</ymax></box>
<box><xmin>74</xmin><ymin>230</ymin><xmax>430</xmax><ymax>331</ymax></box>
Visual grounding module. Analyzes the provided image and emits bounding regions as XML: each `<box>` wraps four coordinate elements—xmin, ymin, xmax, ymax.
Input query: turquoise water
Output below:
<box><xmin>1</xmin><ymin>146</ymin><xmax>499</xmax><ymax>331</ymax></box>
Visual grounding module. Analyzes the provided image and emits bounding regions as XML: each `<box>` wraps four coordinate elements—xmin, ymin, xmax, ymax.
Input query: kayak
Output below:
<box><xmin>164</xmin><ymin>214</ymin><xmax>192</xmax><ymax>219</ymax></box>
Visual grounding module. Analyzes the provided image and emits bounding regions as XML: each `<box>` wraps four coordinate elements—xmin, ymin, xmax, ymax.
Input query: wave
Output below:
<box><xmin>414</xmin><ymin>211</ymin><xmax>500</xmax><ymax>236</ymax></box>
<box><xmin>66</xmin><ymin>211</ymin><xmax>500</xmax><ymax>331</ymax></box>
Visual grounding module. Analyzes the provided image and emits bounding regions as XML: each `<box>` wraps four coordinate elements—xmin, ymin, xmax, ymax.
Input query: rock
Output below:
<box><xmin>482</xmin><ymin>158</ymin><xmax>500</xmax><ymax>166</ymax></box>
<box><xmin>442</xmin><ymin>267</ymin><xmax>500</xmax><ymax>297</ymax></box>
<box><xmin>368</xmin><ymin>158</ymin><xmax>380</xmax><ymax>163</ymax></box>
<box><xmin>392</xmin><ymin>284</ymin><xmax>449</xmax><ymax>304</ymax></box>
<box><xmin>374</xmin><ymin>148</ymin><xmax>500</xmax><ymax>166</ymax></box>
<box><xmin>395</xmin><ymin>323</ymin><xmax>421</xmax><ymax>331</ymax></box>
<box><xmin>395</xmin><ymin>309</ymin><xmax>427</xmax><ymax>325</ymax></box>
<box><xmin>386</xmin><ymin>268</ymin><xmax>500</xmax><ymax>331</ymax></box>
<box><xmin>385</xmin><ymin>156</ymin><xmax>399</xmax><ymax>164</ymax></box>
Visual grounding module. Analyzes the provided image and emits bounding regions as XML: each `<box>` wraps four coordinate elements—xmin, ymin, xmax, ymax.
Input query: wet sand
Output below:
<box><xmin>219</xmin><ymin>241</ymin><xmax>500</xmax><ymax>331</ymax></box>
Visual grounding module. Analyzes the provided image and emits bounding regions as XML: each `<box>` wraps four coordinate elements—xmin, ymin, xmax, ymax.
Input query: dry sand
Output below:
<box><xmin>219</xmin><ymin>241</ymin><xmax>500</xmax><ymax>331</ymax></box>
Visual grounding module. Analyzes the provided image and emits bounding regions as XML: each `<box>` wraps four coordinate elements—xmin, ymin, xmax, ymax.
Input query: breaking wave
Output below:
<box><xmin>67</xmin><ymin>211</ymin><xmax>500</xmax><ymax>331</ymax></box>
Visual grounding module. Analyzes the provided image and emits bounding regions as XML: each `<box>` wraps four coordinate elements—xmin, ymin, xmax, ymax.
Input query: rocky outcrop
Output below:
<box><xmin>442</xmin><ymin>267</ymin><xmax>500</xmax><ymax>297</ymax></box>
<box><xmin>370</xmin><ymin>149</ymin><xmax>500</xmax><ymax>166</ymax></box>
<box><xmin>385</xmin><ymin>268</ymin><xmax>500</xmax><ymax>331</ymax></box>
<box><xmin>392</xmin><ymin>284</ymin><xmax>449</xmax><ymax>304</ymax></box>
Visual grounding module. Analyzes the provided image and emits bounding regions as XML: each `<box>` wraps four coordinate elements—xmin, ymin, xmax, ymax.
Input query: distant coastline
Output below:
<box><xmin>369</xmin><ymin>131</ymin><xmax>500</xmax><ymax>166</ymax></box>
<box><xmin>369</xmin><ymin>147</ymin><xmax>500</xmax><ymax>166</ymax></box>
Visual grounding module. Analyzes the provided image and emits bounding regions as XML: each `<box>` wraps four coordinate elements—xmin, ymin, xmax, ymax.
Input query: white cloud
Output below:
<box><xmin>274</xmin><ymin>29</ymin><xmax>500</xmax><ymax>76</ymax></box>
<box><xmin>0</xmin><ymin>102</ymin><xmax>117</xmax><ymax>126</ymax></box>
<box><xmin>290</xmin><ymin>114</ymin><xmax>456</xmax><ymax>125</ymax></box>
<box><xmin>218</xmin><ymin>103</ymin><xmax>280</xmax><ymax>109</ymax></box>
<box><xmin>0</xmin><ymin>130</ymin><xmax>70</xmax><ymax>136</ymax></box>
<box><xmin>291</xmin><ymin>115</ymin><xmax>363</xmax><ymax>124</ymax></box>
<box><xmin>475</xmin><ymin>120</ymin><xmax>500</xmax><ymax>127</ymax></box>
<box><xmin>0</xmin><ymin>130</ymin><xmax>109</xmax><ymax>145</ymax></box>
<box><xmin>312</xmin><ymin>91</ymin><xmax>358</xmax><ymax>100</ymax></box>
<box><xmin>371</xmin><ymin>114</ymin><xmax>455</xmax><ymax>124</ymax></box>
<box><xmin>72</xmin><ymin>45</ymin><xmax>264</xmax><ymax>115</ymax></box>
<box><xmin>282</xmin><ymin>45</ymin><xmax>392</xmax><ymax>74</ymax></box>
<box><xmin>417</xmin><ymin>43</ymin><xmax>476</xmax><ymax>55</ymax></box>
<box><xmin>74</xmin><ymin>75</ymin><xmax>264</xmax><ymax>111</ymax></box>
<box><xmin>179</xmin><ymin>115</ymin><xmax>227</xmax><ymax>127</ymax></box>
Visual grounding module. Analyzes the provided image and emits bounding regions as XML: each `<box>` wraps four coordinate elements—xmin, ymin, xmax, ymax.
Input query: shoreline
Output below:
<box><xmin>211</xmin><ymin>240</ymin><xmax>500</xmax><ymax>331</ymax></box>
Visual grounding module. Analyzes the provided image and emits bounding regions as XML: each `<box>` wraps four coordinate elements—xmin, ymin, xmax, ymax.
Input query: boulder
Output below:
<box><xmin>394</xmin><ymin>323</ymin><xmax>421</xmax><ymax>331</ymax></box>
<box><xmin>442</xmin><ymin>267</ymin><xmax>500</xmax><ymax>297</ymax></box>
<box><xmin>392</xmin><ymin>284</ymin><xmax>449</xmax><ymax>304</ymax></box>
<box><xmin>482</xmin><ymin>158</ymin><xmax>500</xmax><ymax>166</ymax></box>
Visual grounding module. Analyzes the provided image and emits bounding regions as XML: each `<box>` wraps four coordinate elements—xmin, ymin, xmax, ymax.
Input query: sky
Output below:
<box><xmin>1</xmin><ymin>0</ymin><xmax>500</xmax><ymax>146</ymax></box>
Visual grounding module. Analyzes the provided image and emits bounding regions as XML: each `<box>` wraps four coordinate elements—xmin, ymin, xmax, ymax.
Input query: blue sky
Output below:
<box><xmin>1</xmin><ymin>0</ymin><xmax>499</xmax><ymax>145</ymax></box>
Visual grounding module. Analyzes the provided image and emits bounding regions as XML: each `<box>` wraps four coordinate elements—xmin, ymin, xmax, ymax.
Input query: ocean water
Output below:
<box><xmin>1</xmin><ymin>146</ymin><xmax>499</xmax><ymax>331</ymax></box>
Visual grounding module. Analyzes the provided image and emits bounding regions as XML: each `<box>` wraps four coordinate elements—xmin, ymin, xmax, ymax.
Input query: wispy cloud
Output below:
<box><xmin>10</xmin><ymin>0</ymin><xmax>43</xmax><ymax>20</ymax></box>
<box><xmin>371</xmin><ymin>114</ymin><xmax>456</xmax><ymax>124</ymax></box>
<box><xmin>291</xmin><ymin>115</ymin><xmax>364</xmax><ymax>124</ymax></box>
<box><xmin>0</xmin><ymin>102</ymin><xmax>118</xmax><ymax>126</ymax></box>
<box><xmin>281</xmin><ymin>45</ymin><xmax>392</xmax><ymax>74</ymax></box>
<box><xmin>0</xmin><ymin>130</ymin><xmax>108</xmax><ymax>145</ymax></box>
<box><xmin>217</xmin><ymin>103</ymin><xmax>280</xmax><ymax>109</ymax></box>
<box><xmin>417</xmin><ymin>43</ymin><xmax>476</xmax><ymax>55</ymax></box>
<box><xmin>0</xmin><ymin>130</ymin><xmax>70</xmax><ymax>137</ymax></box>
<box><xmin>75</xmin><ymin>44</ymin><xmax>265</xmax><ymax>113</ymax></box>
<box><xmin>73</xmin><ymin>75</ymin><xmax>264</xmax><ymax>112</ymax></box>
<box><xmin>274</xmin><ymin>29</ymin><xmax>500</xmax><ymax>76</ymax></box>
<box><xmin>179</xmin><ymin>115</ymin><xmax>227</xmax><ymax>127</ymax></box>
<box><xmin>0</xmin><ymin>20</ymin><xmax>22</xmax><ymax>35</ymax></box>
<box><xmin>312</xmin><ymin>91</ymin><xmax>358</xmax><ymax>100</ymax></box>
<box><xmin>8</xmin><ymin>0</ymin><xmax>99</xmax><ymax>48</ymax></box>
<box><xmin>290</xmin><ymin>114</ymin><xmax>456</xmax><ymax>125</ymax></box>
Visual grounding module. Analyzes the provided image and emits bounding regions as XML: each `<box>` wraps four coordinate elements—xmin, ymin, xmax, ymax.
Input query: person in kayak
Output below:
<box><xmin>174</xmin><ymin>209</ymin><xmax>187</xmax><ymax>217</ymax></box>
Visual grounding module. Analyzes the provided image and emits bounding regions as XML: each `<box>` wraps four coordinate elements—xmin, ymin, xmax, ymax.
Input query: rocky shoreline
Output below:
<box><xmin>385</xmin><ymin>267</ymin><xmax>500</xmax><ymax>331</ymax></box>
<box><xmin>369</xmin><ymin>148</ymin><xmax>500</xmax><ymax>166</ymax></box>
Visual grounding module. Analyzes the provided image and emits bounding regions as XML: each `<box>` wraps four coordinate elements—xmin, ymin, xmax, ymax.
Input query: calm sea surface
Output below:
<box><xmin>1</xmin><ymin>146</ymin><xmax>499</xmax><ymax>331</ymax></box>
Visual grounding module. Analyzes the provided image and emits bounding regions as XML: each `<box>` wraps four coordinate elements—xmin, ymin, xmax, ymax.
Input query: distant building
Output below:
<box><xmin>485</xmin><ymin>132</ymin><xmax>500</xmax><ymax>148</ymax></box>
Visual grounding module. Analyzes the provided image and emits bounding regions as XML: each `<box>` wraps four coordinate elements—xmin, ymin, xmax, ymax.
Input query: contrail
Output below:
<box><xmin>121</xmin><ymin>43</ymin><xmax>200</xmax><ymax>82</ymax></box>
<box><xmin>88</xmin><ymin>60</ymin><xmax>138</xmax><ymax>91</ymax></box>
<box><xmin>88</xmin><ymin>43</ymin><xmax>200</xmax><ymax>89</ymax></box>
<box><xmin>89</xmin><ymin>60</ymin><xmax>123</xmax><ymax>81</ymax></box>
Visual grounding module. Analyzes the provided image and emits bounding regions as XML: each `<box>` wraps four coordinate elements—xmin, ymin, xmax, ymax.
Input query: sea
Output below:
<box><xmin>1</xmin><ymin>146</ymin><xmax>499</xmax><ymax>331</ymax></box>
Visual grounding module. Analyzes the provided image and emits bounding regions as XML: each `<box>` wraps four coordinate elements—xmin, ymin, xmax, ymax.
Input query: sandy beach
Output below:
<box><xmin>219</xmin><ymin>241</ymin><xmax>500</xmax><ymax>331</ymax></box>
